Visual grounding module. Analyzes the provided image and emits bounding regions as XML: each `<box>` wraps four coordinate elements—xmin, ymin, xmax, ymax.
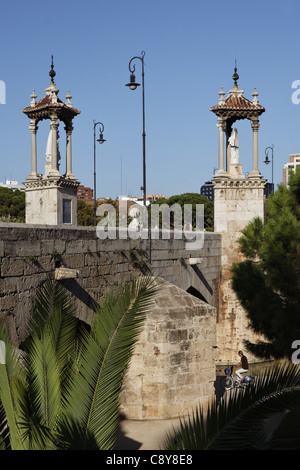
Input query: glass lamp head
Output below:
<box><xmin>97</xmin><ymin>132</ymin><xmax>106</xmax><ymax>144</ymax></box>
<box><xmin>126</xmin><ymin>72</ymin><xmax>140</xmax><ymax>90</ymax></box>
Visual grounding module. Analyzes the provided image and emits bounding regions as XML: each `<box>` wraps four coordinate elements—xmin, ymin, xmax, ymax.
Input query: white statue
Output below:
<box><xmin>44</xmin><ymin>129</ymin><xmax>61</xmax><ymax>176</ymax></box>
<box><xmin>228</xmin><ymin>128</ymin><xmax>239</xmax><ymax>164</ymax></box>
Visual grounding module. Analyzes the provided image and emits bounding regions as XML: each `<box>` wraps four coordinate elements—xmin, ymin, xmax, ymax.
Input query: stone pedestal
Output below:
<box><xmin>213</xmin><ymin>175</ymin><xmax>266</xmax><ymax>364</ymax></box>
<box><xmin>25</xmin><ymin>178</ymin><xmax>79</xmax><ymax>226</ymax></box>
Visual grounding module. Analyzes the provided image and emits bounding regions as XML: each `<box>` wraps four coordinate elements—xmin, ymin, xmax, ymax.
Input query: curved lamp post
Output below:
<box><xmin>125</xmin><ymin>51</ymin><xmax>146</xmax><ymax>214</ymax></box>
<box><xmin>93</xmin><ymin>120</ymin><xmax>106</xmax><ymax>226</ymax></box>
<box><xmin>264</xmin><ymin>145</ymin><xmax>274</xmax><ymax>193</ymax></box>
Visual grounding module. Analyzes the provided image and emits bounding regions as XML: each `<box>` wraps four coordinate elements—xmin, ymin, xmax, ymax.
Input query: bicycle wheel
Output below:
<box><xmin>220</xmin><ymin>375</ymin><xmax>234</xmax><ymax>390</ymax></box>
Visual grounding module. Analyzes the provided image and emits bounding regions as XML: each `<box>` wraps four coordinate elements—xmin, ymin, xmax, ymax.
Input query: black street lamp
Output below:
<box><xmin>264</xmin><ymin>145</ymin><xmax>274</xmax><ymax>192</ymax></box>
<box><xmin>126</xmin><ymin>51</ymin><xmax>147</xmax><ymax>215</ymax></box>
<box><xmin>93</xmin><ymin>120</ymin><xmax>106</xmax><ymax>226</ymax></box>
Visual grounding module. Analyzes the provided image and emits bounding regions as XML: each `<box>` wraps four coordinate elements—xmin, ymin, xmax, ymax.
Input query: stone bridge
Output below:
<box><xmin>0</xmin><ymin>223</ymin><xmax>222</xmax><ymax>340</ymax></box>
<box><xmin>0</xmin><ymin>222</ymin><xmax>224</xmax><ymax>419</ymax></box>
<box><xmin>0</xmin><ymin>214</ymin><xmax>262</xmax><ymax>420</ymax></box>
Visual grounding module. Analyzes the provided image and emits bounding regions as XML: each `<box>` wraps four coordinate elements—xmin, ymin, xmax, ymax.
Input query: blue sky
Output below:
<box><xmin>0</xmin><ymin>0</ymin><xmax>300</xmax><ymax>198</ymax></box>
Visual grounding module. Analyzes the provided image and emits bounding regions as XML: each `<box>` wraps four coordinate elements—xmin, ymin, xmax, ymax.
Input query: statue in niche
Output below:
<box><xmin>44</xmin><ymin>128</ymin><xmax>61</xmax><ymax>176</ymax></box>
<box><xmin>228</xmin><ymin>128</ymin><xmax>239</xmax><ymax>164</ymax></box>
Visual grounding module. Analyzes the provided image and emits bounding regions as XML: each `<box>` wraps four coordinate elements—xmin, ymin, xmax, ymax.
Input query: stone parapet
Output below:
<box><xmin>0</xmin><ymin>223</ymin><xmax>221</xmax><ymax>348</ymax></box>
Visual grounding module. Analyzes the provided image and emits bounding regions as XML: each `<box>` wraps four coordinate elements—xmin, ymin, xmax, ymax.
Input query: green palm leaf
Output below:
<box><xmin>21</xmin><ymin>280</ymin><xmax>86</xmax><ymax>431</ymax></box>
<box><xmin>61</xmin><ymin>275</ymin><xmax>158</xmax><ymax>449</ymax></box>
<box><xmin>0</xmin><ymin>319</ymin><xmax>26</xmax><ymax>450</ymax></box>
<box><xmin>164</xmin><ymin>361</ymin><xmax>300</xmax><ymax>450</ymax></box>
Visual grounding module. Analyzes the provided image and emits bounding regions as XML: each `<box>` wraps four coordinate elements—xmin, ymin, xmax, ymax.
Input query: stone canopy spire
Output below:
<box><xmin>210</xmin><ymin>67</ymin><xmax>265</xmax><ymax>179</ymax></box>
<box><xmin>49</xmin><ymin>55</ymin><xmax>56</xmax><ymax>85</ymax></box>
<box><xmin>22</xmin><ymin>58</ymin><xmax>81</xmax><ymax>226</ymax></box>
<box><xmin>232</xmin><ymin>61</ymin><xmax>239</xmax><ymax>88</ymax></box>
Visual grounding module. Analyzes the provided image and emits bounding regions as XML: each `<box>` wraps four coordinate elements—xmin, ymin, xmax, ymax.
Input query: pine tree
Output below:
<box><xmin>231</xmin><ymin>168</ymin><xmax>300</xmax><ymax>360</ymax></box>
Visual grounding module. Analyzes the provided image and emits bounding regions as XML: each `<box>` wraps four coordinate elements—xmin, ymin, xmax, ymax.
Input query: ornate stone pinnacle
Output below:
<box><xmin>30</xmin><ymin>89</ymin><xmax>37</xmax><ymax>107</ymax></box>
<box><xmin>252</xmin><ymin>88</ymin><xmax>259</xmax><ymax>105</ymax></box>
<box><xmin>218</xmin><ymin>86</ymin><xmax>225</xmax><ymax>104</ymax></box>
<box><xmin>232</xmin><ymin>62</ymin><xmax>239</xmax><ymax>87</ymax></box>
<box><xmin>49</xmin><ymin>55</ymin><xmax>56</xmax><ymax>84</ymax></box>
<box><xmin>65</xmin><ymin>90</ymin><xmax>72</xmax><ymax>107</ymax></box>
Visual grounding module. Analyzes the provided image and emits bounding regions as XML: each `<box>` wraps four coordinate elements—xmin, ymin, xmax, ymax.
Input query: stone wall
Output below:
<box><xmin>120</xmin><ymin>278</ymin><xmax>217</xmax><ymax>419</ymax></box>
<box><xmin>0</xmin><ymin>223</ymin><xmax>221</xmax><ymax>420</ymax></box>
<box><xmin>0</xmin><ymin>223</ymin><xmax>221</xmax><ymax>347</ymax></box>
<box><xmin>213</xmin><ymin>178</ymin><xmax>266</xmax><ymax>364</ymax></box>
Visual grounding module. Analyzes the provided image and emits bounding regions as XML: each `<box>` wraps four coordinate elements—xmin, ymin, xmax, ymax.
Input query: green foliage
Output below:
<box><xmin>231</xmin><ymin>168</ymin><xmax>300</xmax><ymax>360</ymax></box>
<box><xmin>0</xmin><ymin>276</ymin><xmax>158</xmax><ymax>450</ymax></box>
<box><xmin>148</xmin><ymin>193</ymin><xmax>214</xmax><ymax>231</ymax></box>
<box><xmin>77</xmin><ymin>198</ymin><xmax>132</xmax><ymax>227</ymax></box>
<box><xmin>77</xmin><ymin>200</ymin><xmax>94</xmax><ymax>226</ymax></box>
<box><xmin>0</xmin><ymin>187</ymin><xmax>25</xmax><ymax>222</ymax></box>
<box><xmin>163</xmin><ymin>361</ymin><xmax>300</xmax><ymax>450</ymax></box>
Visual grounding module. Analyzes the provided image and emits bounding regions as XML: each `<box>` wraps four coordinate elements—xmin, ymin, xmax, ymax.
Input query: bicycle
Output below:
<box><xmin>220</xmin><ymin>365</ymin><xmax>254</xmax><ymax>391</ymax></box>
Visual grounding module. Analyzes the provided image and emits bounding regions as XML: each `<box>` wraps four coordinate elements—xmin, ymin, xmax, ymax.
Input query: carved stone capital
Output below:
<box><xmin>251</xmin><ymin>120</ymin><xmax>260</xmax><ymax>131</ymax></box>
<box><xmin>216</xmin><ymin>119</ymin><xmax>226</xmax><ymax>132</ymax></box>
<box><xmin>50</xmin><ymin>117</ymin><xmax>59</xmax><ymax>130</ymax></box>
<box><xmin>65</xmin><ymin>122</ymin><xmax>74</xmax><ymax>134</ymax></box>
<box><xmin>29</xmin><ymin>120</ymin><xmax>38</xmax><ymax>133</ymax></box>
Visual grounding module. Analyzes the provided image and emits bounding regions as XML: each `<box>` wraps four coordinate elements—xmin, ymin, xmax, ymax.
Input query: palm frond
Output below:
<box><xmin>53</xmin><ymin>417</ymin><xmax>99</xmax><ymax>450</ymax></box>
<box><xmin>0</xmin><ymin>399</ymin><xmax>10</xmax><ymax>450</ymax></box>
<box><xmin>16</xmin><ymin>384</ymin><xmax>54</xmax><ymax>450</ymax></box>
<box><xmin>24</xmin><ymin>332</ymin><xmax>61</xmax><ymax>431</ymax></box>
<box><xmin>0</xmin><ymin>319</ymin><xmax>26</xmax><ymax>450</ymax></box>
<box><xmin>21</xmin><ymin>280</ymin><xmax>87</xmax><ymax>432</ymax></box>
<box><xmin>62</xmin><ymin>275</ymin><xmax>159</xmax><ymax>449</ymax></box>
<box><xmin>163</xmin><ymin>361</ymin><xmax>300</xmax><ymax>450</ymax></box>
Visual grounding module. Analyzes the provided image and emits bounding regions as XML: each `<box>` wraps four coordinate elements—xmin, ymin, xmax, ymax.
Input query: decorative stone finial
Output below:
<box><xmin>65</xmin><ymin>90</ymin><xmax>72</xmax><ymax>107</ymax></box>
<box><xmin>252</xmin><ymin>88</ymin><xmax>259</xmax><ymax>105</ymax></box>
<box><xmin>232</xmin><ymin>61</ymin><xmax>239</xmax><ymax>88</ymax></box>
<box><xmin>49</xmin><ymin>55</ymin><xmax>56</xmax><ymax>85</ymax></box>
<box><xmin>218</xmin><ymin>86</ymin><xmax>225</xmax><ymax>104</ymax></box>
<box><xmin>30</xmin><ymin>89</ymin><xmax>37</xmax><ymax>107</ymax></box>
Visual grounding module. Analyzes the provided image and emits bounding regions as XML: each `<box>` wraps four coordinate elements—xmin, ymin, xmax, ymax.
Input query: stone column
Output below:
<box><xmin>225</xmin><ymin>125</ymin><xmax>232</xmax><ymax>172</ymax></box>
<box><xmin>250</xmin><ymin>119</ymin><xmax>260</xmax><ymax>178</ymax></box>
<box><xmin>28</xmin><ymin>119</ymin><xmax>38</xmax><ymax>179</ymax></box>
<box><xmin>215</xmin><ymin>119</ymin><xmax>228</xmax><ymax>176</ymax></box>
<box><xmin>49</xmin><ymin>116</ymin><xmax>60</xmax><ymax>176</ymax></box>
<box><xmin>65</xmin><ymin>122</ymin><xmax>75</xmax><ymax>179</ymax></box>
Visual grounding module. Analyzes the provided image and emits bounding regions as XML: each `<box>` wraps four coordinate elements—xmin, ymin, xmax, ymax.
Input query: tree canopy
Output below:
<box><xmin>231</xmin><ymin>169</ymin><xmax>300</xmax><ymax>360</ymax></box>
<box><xmin>148</xmin><ymin>192</ymin><xmax>214</xmax><ymax>231</ymax></box>
<box><xmin>0</xmin><ymin>187</ymin><xmax>25</xmax><ymax>222</ymax></box>
<box><xmin>77</xmin><ymin>200</ymin><xmax>94</xmax><ymax>226</ymax></box>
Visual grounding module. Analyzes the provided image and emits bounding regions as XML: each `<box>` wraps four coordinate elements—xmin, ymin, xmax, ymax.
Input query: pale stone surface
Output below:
<box><xmin>25</xmin><ymin>183</ymin><xmax>78</xmax><ymax>226</ymax></box>
<box><xmin>120</xmin><ymin>278</ymin><xmax>217</xmax><ymax>420</ymax></box>
<box><xmin>54</xmin><ymin>267</ymin><xmax>79</xmax><ymax>280</ymax></box>
<box><xmin>213</xmin><ymin>175</ymin><xmax>266</xmax><ymax>364</ymax></box>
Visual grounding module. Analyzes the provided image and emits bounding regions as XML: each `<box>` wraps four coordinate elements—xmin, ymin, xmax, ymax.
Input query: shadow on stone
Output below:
<box><xmin>191</xmin><ymin>265</ymin><xmax>213</xmax><ymax>296</ymax></box>
<box><xmin>116</xmin><ymin>414</ymin><xmax>142</xmax><ymax>450</ymax></box>
<box><xmin>60</xmin><ymin>279</ymin><xmax>99</xmax><ymax>313</ymax></box>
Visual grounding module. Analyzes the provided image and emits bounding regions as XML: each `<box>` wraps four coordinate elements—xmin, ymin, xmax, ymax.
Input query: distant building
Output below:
<box><xmin>0</xmin><ymin>180</ymin><xmax>25</xmax><ymax>191</ymax></box>
<box><xmin>200</xmin><ymin>181</ymin><xmax>214</xmax><ymax>201</ymax></box>
<box><xmin>283</xmin><ymin>154</ymin><xmax>300</xmax><ymax>185</ymax></box>
<box><xmin>264</xmin><ymin>182</ymin><xmax>274</xmax><ymax>198</ymax></box>
<box><xmin>77</xmin><ymin>185</ymin><xmax>93</xmax><ymax>202</ymax></box>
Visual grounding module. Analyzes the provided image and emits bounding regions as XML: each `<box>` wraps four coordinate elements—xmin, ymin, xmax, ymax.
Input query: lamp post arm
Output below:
<box><xmin>264</xmin><ymin>145</ymin><xmax>274</xmax><ymax>190</ymax></box>
<box><xmin>128</xmin><ymin>51</ymin><xmax>145</xmax><ymax>73</ymax></box>
<box><xmin>93</xmin><ymin>120</ymin><xmax>105</xmax><ymax>226</ymax></box>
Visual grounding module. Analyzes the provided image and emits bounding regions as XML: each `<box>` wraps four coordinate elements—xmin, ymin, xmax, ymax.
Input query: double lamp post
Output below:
<box><xmin>93</xmin><ymin>51</ymin><xmax>146</xmax><ymax>226</ymax></box>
